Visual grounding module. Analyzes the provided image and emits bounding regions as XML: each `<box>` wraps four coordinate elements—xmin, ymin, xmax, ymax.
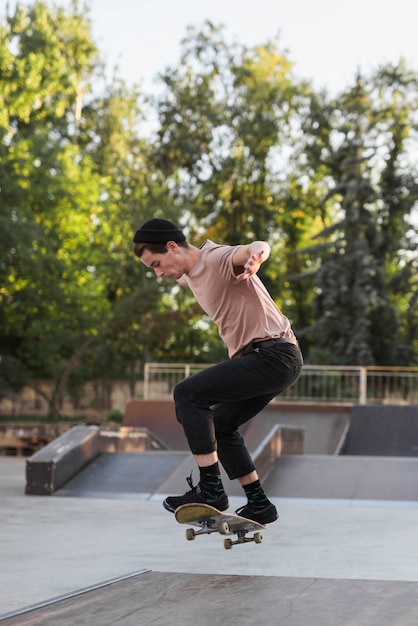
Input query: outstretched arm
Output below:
<box><xmin>232</xmin><ymin>241</ymin><xmax>271</xmax><ymax>281</ymax></box>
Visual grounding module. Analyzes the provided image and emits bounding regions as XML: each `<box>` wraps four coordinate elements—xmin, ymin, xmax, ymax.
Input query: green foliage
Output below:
<box><xmin>296</xmin><ymin>70</ymin><xmax>418</xmax><ymax>364</ymax></box>
<box><xmin>154</xmin><ymin>22</ymin><xmax>308</xmax><ymax>246</ymax></box>
<box><xmin>1</xmin><ymin>3</ymin><xmax>418</xmax><ymax>418</ymax></box>
<box><xmin>0</xmin><ymin>355</ymin><xmax>30</xmax><ymax>399</ymax></box>
<box><xmin>106</xmin><ymin>408</ymin><xmax>123</xmax><ymax>423</ymax></box>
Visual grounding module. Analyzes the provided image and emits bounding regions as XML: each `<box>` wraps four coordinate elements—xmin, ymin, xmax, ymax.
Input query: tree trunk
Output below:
<box><xmin>49</xmin><ymin>337</ymin><xmax>95</xmax><ymax>417</ymax></box>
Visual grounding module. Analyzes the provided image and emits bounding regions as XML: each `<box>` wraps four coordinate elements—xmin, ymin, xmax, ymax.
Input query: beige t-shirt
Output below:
<box><xmin>177</xmin><ymin>240</ymin><xmax>296</xmax><ymax>358</ymax></box>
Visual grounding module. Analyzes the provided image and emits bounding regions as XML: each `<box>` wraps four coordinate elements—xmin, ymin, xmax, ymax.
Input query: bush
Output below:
<box><xmin>106</xmin><ymin>408</ymin><xmax>124</xmax><ymax>423</ymax></box>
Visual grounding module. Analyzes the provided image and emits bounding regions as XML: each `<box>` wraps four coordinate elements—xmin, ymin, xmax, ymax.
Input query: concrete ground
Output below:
<box><xmin>1</xmin><ymin>456</ymin><xmax>418</xmax><ymax>625</ymax></box>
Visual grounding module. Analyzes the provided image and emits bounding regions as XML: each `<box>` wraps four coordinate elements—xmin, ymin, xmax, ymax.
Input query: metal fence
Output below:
<box><xmin>143</xmin><ymin>363</ymin><xmax>418</xmax><ymax>405</ymax></box>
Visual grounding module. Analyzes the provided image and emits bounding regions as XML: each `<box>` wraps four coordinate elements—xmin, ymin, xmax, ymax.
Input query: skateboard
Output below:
<box><xmin>174</xmin><ymin>503</ymin><xmax>266</xmax><ymax>550</ymax></box>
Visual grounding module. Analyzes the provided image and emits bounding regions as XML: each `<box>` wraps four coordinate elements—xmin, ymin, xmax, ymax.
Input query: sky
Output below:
<box><xmin>6</xmin><ymin>0</ymin><xmax>418</xmax><ymax>94</ymax></box>
<box><xmin>78</xmin><ymin>0</ymin><xmax>417</xmax><ymax>95</ymax></box>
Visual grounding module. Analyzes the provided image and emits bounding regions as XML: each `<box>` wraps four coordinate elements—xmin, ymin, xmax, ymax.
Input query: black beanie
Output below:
<box><xmin>133</xmin><ymin>219</ymin><xmax>186</xmax><ymax>244</ymax></box>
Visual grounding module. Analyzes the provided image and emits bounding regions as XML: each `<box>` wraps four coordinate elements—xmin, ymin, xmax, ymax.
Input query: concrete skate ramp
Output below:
<box><xmin>56</xmin><ymin>451</ymin><xmax>189</xmax><ymax>498</ymax></box>
<box><xmin>263</xmin><ymin>455</ymin><xmax>418</xmax><ymax>500</ymax></box>
<box><xmin>123</xmin><ymin>400</ymin><xmax>188</xmax><ymax>449</ymax></box>
<box><xmin>244</xmin><ymin>403</ymin><xmax>351</xmax><ymax>454</ymax></box>
<box><xmin>52</xmin><ymin>401</ymin><xmax>349</xmax><ymax>499</ymax></box>
<box><xmin>53</xmin><ymin>415</ymin><xmax>306</xmax><ymax>499</ymax></box>
<box><xmin>344</xmin><ymin>405</ymin><xmax>418</xmax><ymax>456</ymax></box>
<box><xmin>2</xmin><ymin>571</ymin><xmax>417</xmax><ymax>626</ymax></box>
<box><xmin>123</xmin><ymin>399</ymin><xmax>351</xmax><ymax>454</ymax></box>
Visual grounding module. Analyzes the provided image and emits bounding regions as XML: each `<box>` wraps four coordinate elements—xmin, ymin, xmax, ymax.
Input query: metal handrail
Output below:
<box><xmin>143</xmin><ymin>363</ymin><xmax>418</xmax><ymax>405</ymax></box>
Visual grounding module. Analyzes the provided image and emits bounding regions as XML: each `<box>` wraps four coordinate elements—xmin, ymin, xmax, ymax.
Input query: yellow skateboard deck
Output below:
<box><xmin>175</xmin><ymin>503</ymin><xmax>266</xmax><ymax>550</ymax></box>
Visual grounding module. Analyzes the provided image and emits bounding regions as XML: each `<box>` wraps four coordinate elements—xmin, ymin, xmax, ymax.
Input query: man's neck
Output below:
<box><xmin>183</xmin><ymin>245</ymin><xmax>201</xmax><ymax>274</ymax></box>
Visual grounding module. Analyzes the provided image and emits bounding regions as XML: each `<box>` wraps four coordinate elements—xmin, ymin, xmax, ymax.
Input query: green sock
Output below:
<box><xmin>199</xmin><ymin>463</ymin><xmax>225</xmax><ymax>500</ymax></box>
<box><xmin>243</xmin><ymin>480</ymin><xmax>271</xmax><ymax>511</ymax></box>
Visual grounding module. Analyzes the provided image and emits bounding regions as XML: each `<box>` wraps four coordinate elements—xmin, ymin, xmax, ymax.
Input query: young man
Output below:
<box><xmin>133</xmin><ymin>218</ymin><xmax>303</xmax><ymax>524</ymax></box>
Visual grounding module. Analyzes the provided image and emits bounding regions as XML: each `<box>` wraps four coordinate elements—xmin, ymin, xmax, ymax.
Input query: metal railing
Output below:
<box><xmin>143</xmin><ymin>363</ymin><xmax>418</xmax><ymax>405</ymax></box>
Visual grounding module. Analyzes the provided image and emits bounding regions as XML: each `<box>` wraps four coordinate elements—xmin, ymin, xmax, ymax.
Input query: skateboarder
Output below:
<box><xmin>133</xmin><ymin>218</ymin><xmax>303</xmax><ymax>524</ymax></box>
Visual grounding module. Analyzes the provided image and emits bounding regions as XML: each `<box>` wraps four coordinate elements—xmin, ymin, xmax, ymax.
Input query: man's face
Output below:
<box><xmin>140</xmin><ymin>243</ymin><xmax>184</xmax><ymax>280</ymax></box>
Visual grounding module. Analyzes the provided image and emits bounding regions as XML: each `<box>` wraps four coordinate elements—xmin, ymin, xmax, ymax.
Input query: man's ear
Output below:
<box><xmin>166</xmin><ymin>241</ymin><xmax>179</xmax><ymax>252</ymax></box>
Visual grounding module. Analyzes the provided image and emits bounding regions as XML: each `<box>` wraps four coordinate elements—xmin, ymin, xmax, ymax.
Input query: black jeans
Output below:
<box><xmin>173</xmin><ymin>340</ymin><xmax>303</xmax><ymax>480</ymax></box>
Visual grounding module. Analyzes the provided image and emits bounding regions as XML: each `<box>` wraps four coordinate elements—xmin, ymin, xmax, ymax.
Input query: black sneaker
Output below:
<box><xmin>163</xmin><ymin>474</ymin><xmax>229</xmax><ymax>513</ymax></box>
<box><xmin>235</xmin><ymin>502</ymin><xmax>278</xmax><ymax>525</ymax></box>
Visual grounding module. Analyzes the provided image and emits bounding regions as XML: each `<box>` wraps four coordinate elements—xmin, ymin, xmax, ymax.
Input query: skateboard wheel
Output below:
<box><xmin>223</xmin><ymin>538</ymin><xmax>233</xmax><ymax>550</ymax></box>
<box><xmin>185</xmin><ymin>528</ymin><xmax>196</xmax><ymax>541</ymax></box>
<box><xmin>254</xmin><ymin>532</ymin><xmax>263</xmax><ymax>544</ymax></box>
<box><xmin>219</xmin><ymin>521</ymin><xmax>229</xmax><ymax>535</ymax></box>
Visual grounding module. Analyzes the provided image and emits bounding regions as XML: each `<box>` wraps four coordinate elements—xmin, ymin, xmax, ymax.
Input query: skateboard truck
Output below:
<box><xmin>175</xmin><ymin>504</ymin><xmax>265</xmax><ymax>550</ymax></box>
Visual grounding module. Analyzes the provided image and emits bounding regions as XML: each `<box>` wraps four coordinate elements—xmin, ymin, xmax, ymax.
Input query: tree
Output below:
<box><xmin>298</xmin><ymin>65</ymin><xmax>418</xmax><ymax>365</ymax></box>
<box><xmin>2</xmin><ymin>4</ymin><xmax>418</xmax><ymax>420</ymax></box>
<box><xmin>1</xmin><ymin>2</ymin><xmax>213</xmax><ymax>414</ymax></box>
<box><xmin>1</xmin><ymin>1</ymin><xmax>103</xmax><ymax>405</ymax></box>
<box><xmin>152</xmin><ymin>21</ymin><xmax>315</xmax><ymax>351</ymax></box>
<box><xmin>155</xmin><ymin>22</ymin><xmax>307</xmax><ymax>244</ymax></box>
<box><xmin>0</xmin><ymin>2</ymin><xmax>167</xmax><ymax>413</ymax></box>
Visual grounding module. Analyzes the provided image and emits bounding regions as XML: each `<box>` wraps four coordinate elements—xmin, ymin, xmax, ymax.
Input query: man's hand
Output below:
<box><xmin>235</xmin><ymin>249</ymin><xmax>266</xmax><ymax>281</ymax></box>
<box><xmin>232</xmin><ymin>241</ymin><xmax>270</xmax><ymax>280</ymax></box>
